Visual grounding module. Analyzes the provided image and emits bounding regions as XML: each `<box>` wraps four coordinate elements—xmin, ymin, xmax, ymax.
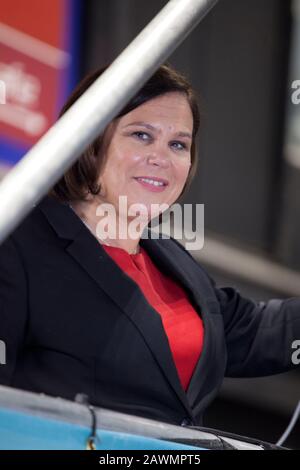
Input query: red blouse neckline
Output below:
<box><xmin>101</xmin><ymin>244</ymin><xmax>143</xmax><ymax>257</ymax></box>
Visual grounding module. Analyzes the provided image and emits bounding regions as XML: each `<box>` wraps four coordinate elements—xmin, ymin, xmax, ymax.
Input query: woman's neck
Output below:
<box><xmin>69</xmin><ymin>198</ymin><xmax>146</xmax><ymax>255</ymax></box>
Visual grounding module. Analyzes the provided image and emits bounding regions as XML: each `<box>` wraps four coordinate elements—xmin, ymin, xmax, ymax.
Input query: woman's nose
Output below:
<box><xmin>146</xmin><ymin>148</ymin><xmax>170</xmax><ymax>168</ymax></box>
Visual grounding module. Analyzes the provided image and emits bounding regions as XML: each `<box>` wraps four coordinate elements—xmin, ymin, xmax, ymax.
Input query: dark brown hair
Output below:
<box><xmin>49</xmin><ymin>63</ymin><xmax>200</xmax><ymax>202</ymax></box>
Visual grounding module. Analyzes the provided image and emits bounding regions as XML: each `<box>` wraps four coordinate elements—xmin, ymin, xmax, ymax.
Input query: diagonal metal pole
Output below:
<box><xmin>0</xmin><ymin>0</ymin><xmax>218</xmax><ymax>244</ymax></box>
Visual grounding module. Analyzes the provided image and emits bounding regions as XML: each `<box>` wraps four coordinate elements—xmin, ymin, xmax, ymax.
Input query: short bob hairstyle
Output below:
<box><xmin>49</xmin><ymin>63</ymin><xmax>200</xmax><ymax>202</ymax></box>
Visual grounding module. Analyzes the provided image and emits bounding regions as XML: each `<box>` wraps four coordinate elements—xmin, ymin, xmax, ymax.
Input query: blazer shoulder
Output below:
<box><xmin>146</xmin><ymin>228</ymin><xmax>214</xmax><ymax>283</ymax></box>
<box><xmin>9</xmin><ymin>205</ymin><xmax>51</xmax><ymax>244</ymax></box>
<box><xmin>4</xmin><ymin>198</ymin><xmax>66</xmax><ymax>259</ymax></box>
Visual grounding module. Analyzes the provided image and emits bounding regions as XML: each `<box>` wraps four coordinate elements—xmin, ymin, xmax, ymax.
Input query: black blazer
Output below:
<box><xmin>0</xmin><ymin>195</ymin><xmax>299</xmax><ymax>426</ymax></box>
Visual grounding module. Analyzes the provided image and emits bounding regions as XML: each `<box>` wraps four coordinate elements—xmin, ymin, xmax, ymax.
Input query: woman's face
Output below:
<box><xmin>98</xmin><ymin>92</ymin><xmax>194</xmax><ymax>220</ymax></box>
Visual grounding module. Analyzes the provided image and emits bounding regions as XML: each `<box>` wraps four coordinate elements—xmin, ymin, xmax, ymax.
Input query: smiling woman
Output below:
<box><xmin>49</xmin><ymin>64</ymin><xmax>200</xmax><ymax>255</ymax></box>
<box><xmin>0</xmin><ymin>63</ymin><xmax>299</xmax><ymax>430</ymax></box>
<box><xmin>50</xmin><ymin>64</ymin><xmax>200</xmax><ymax>199</ymax></box>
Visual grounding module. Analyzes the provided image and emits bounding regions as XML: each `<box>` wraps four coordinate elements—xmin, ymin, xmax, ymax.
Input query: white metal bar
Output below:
<box><xmin>0</xmin><ymin>0</ymin><xmax>218</xmax><ymax>244</ymax></box>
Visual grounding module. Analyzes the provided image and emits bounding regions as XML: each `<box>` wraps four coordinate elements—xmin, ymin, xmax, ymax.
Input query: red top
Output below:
<box><xmin>102</xmin><ymin>244</ymin><xmax>204</xmax><ymax>391</ymax></box>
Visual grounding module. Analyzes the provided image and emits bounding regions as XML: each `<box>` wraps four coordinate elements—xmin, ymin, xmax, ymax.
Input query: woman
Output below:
<box><xmin>0</xmin><ymin>64</ymin><xmax>299</xmax><ymax>428</ymax></box>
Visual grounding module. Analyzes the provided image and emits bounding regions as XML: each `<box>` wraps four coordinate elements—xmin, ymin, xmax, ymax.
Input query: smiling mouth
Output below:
<box><xmin>133</xmin><ymin>176</ymin><xmax>169</xmax><ymax>192</ymax></box>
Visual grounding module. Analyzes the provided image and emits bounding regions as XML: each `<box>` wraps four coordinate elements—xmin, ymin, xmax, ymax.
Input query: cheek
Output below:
<box><xmin>101</xmin><ymin>150</ymin><xmax>134</xmax><ymax>185</ymax></box>
<box><xmin>113</xmin><ymin>145</ymin><xmax>143</xmax><ymax>171</ymax></box>
<box><xmin>175</xmin><ymin>162</ymin><xmax>191</xmax><ymax>184</ymax></box>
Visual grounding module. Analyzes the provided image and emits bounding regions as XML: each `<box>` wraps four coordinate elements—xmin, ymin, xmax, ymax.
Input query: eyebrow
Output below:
<box><xmin>124</xmin><ymin>121</ymin><xmax>192</xmax><ymax>139</ymax></box>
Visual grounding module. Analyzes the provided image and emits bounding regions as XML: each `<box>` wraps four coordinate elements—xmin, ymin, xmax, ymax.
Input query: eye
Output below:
<box><xmin>132</xmin><ymin>131</ymin><xmax>151</xmax><ymax>142</ymax></box>
<box><xmin>170</xmin><ymin>141</ymin><xmax>188</xmax><ymax>151</ymax></box>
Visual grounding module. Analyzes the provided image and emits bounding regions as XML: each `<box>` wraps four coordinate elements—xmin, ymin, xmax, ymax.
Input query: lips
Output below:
<box><xmin>133</xmin><ymin>176</ymin><xmax>169</xmax><ymax>192</ymax></box>
<box><xmin>134</xmin><ymin>176</ymin><xmax>169</xmax><ymax>185</ymax></box>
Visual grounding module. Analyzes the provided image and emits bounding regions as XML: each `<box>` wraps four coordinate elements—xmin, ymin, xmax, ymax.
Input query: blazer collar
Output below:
<box><xmin>38</xmin><ymin>196</ymin><xmax>213</xmax><ymax>417</ymax></box>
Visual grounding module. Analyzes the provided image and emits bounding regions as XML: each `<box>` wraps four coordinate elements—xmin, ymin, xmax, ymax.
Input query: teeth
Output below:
<box><xmin>138</xmin><ymin>178</ymin><xmax>165</xmax><ymax>186</ymax></box>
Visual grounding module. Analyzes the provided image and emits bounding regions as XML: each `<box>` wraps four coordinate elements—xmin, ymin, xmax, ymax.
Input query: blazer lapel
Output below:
<box><xmin>38</xmin><ymin>196</ymin><xmax>195</xmax><ymax>417</ymax></box>
<box><xmin>140</xmin><ymin>236</ymin><xmax>216</xmax><ymax>408</ymax></box>
<box><xmin>67</xmin><ymin>234</ymin><xmax>196</xmax><ymax>417</ymax></box>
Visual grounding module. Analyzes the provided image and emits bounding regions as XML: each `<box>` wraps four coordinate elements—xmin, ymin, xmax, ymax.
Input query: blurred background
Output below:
<box><xmin>0</xmin><ymin>0</ymin><xmax>300</xmax><ymax>448</ymax></box>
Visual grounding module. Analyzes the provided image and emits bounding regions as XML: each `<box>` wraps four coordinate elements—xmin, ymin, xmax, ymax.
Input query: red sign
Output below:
<box><xmin>0</xmin><ymin>0</ymin><xmax>73</xmax><ymax>153</ymax></box>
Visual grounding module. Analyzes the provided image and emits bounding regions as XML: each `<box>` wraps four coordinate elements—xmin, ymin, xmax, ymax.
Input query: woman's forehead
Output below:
<box><xmin>118</xmin><ymin>92</ymin><xmax>193</xmax><ymax>129</ymax></box>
